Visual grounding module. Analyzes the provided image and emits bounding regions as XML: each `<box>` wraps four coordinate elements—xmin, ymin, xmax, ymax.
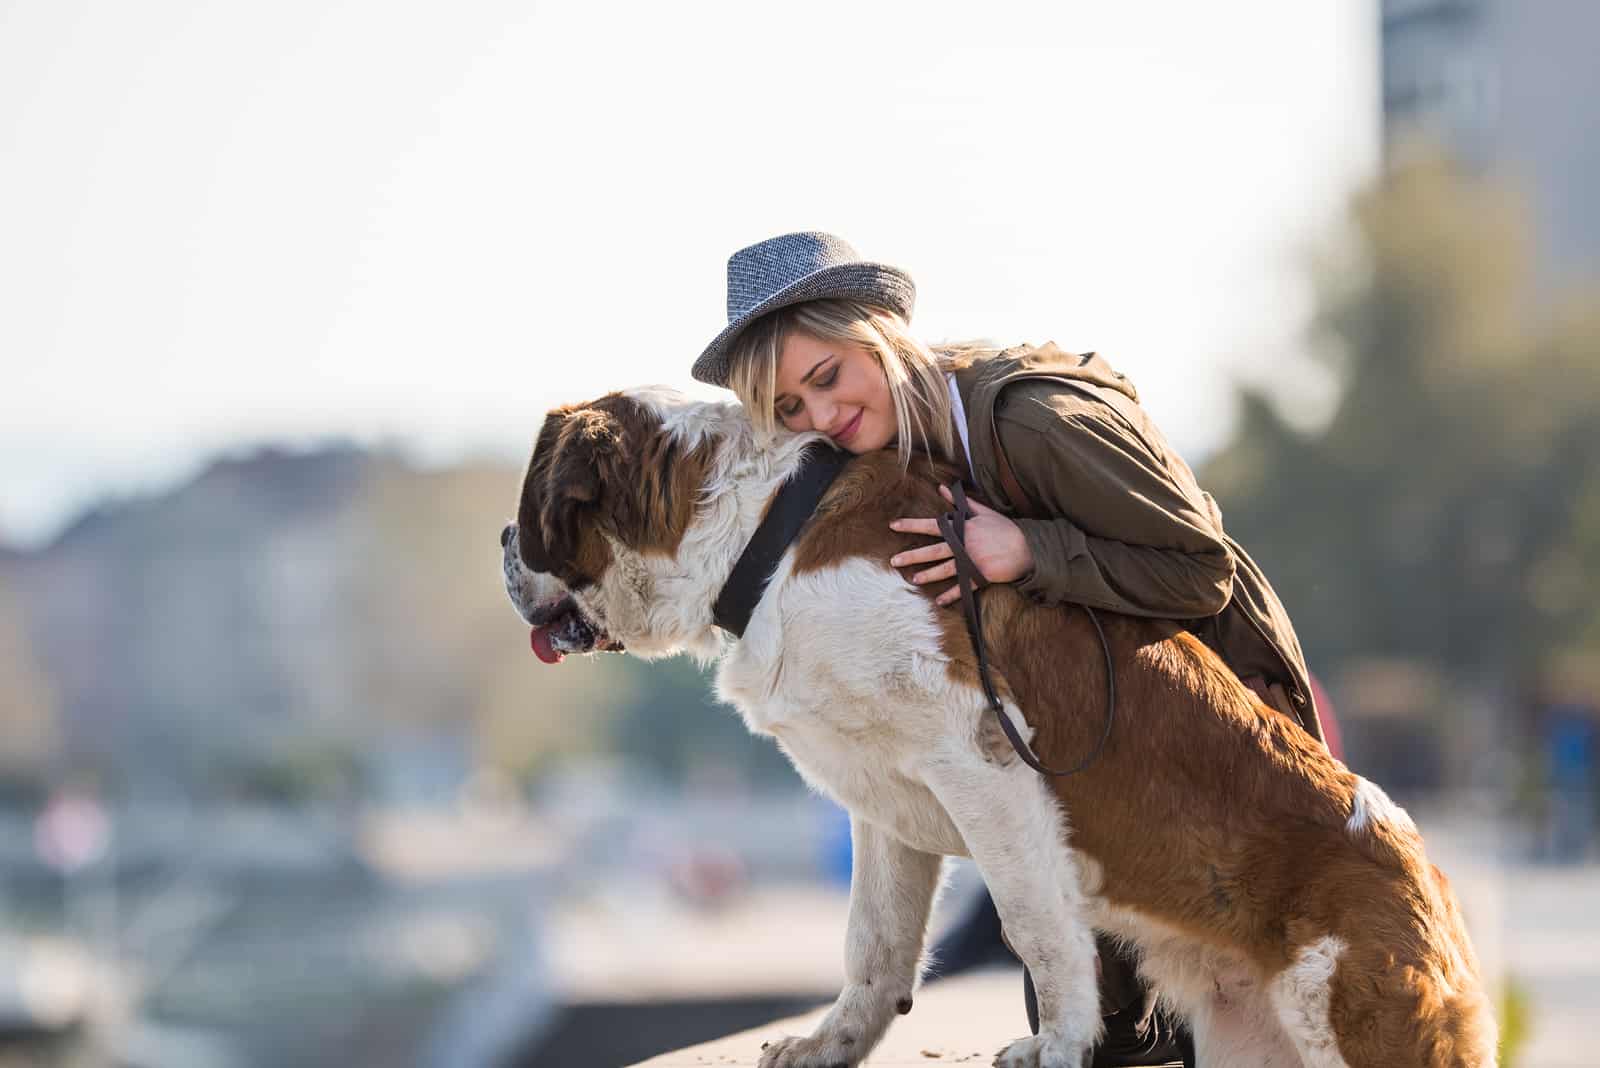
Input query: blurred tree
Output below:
<box><xmin>0</xmin><ymin>578</ymin><xmax>60</xmax><ymax>786</ymax></box>
<box><xmin>602</xmin><ymin>655</ymin><xmax>802</xmax><ymax>791</ymax></box>
<box><xmin>340</xmin><ymin>456</ymin><xmax>794</xmax><ymax>790</ymax></box>
<box><xmin>1204</xmin><ymin>155</ymin><xmax>1600</xmax><ymax>713</ymax></box>
<box><xmin>342</xmin><ymin>459</ymin><xmax>640</xmax><ymax>779</ymax></box>
<box><xmin>221</xmin><ymin>742</ymin><xmax>362</xmax><ymax>803</ymax></box>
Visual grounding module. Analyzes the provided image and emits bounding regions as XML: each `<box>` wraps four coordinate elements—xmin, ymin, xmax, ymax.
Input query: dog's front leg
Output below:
<box><xmin>923</xmin><ymin>743</ymin><xmax>1100</xmax><ymax>1068</ymax></box>
<box><xmin>758</xmin><ymin>815</ymin><xmax>942</xmax><ymax>1068</ymax></box>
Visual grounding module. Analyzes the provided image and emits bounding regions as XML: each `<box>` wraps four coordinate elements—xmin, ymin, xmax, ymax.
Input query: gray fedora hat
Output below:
<box><xmin>692</xmin><ymin>231</ymin><xmax>916</xmax><ymax>387</ymax></box>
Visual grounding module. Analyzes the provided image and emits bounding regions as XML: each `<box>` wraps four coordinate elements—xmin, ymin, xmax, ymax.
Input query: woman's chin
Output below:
<box><xmin>847</xmin><ymin>427</ymin><xmax>894</xmax><ymax>454</ymax></box>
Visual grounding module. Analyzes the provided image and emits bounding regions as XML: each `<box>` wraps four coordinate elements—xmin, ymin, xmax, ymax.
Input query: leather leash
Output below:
<box><xmin>935</xmin><ymin>481</ymin><xmax>1116</xmax><ymax>777</ymax></box>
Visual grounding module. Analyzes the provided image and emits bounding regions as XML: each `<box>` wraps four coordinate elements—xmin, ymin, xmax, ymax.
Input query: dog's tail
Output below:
<box><xmin>1344</xmin><ymin>775</ymin><xmax>1424</xmax><ymax>866</ymax></box>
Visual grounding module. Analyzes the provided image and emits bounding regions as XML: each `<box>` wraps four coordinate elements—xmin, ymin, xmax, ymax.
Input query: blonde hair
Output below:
<box><xmin>727</xmin><ymin>299</ymin><xmax>995</xmax><ymax>470</ymax></box>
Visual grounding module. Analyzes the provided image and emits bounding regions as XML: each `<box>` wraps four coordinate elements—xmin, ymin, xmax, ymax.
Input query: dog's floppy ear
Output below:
<box><xmin>551</xmin><ymin>408</ymin><xmax>616</xmax><ymax>505</ymax></box>
<box><xmin>521</xmin><ymin>406</ymin><xmax>619</xmax><ymax>575</ymax></box>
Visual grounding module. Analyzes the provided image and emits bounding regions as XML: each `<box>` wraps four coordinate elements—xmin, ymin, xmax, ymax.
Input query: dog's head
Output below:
<box><xmin>501</xmin><ymin>388</ymin><xmax>733</xmax><ymax>663</ymax></box>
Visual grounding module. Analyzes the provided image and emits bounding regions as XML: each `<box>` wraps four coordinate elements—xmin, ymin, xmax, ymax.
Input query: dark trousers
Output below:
<box><xmin>930</xmin><ymin>889</ymin><xmax>1193</xmax><ymax>1068</ymax></box>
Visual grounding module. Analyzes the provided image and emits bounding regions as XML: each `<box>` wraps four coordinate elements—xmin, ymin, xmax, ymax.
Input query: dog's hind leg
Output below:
<box><xmin>1133</xmin><ymin>938</ymin><xmax>1305</xmax><ymax>1067</ymax></box>
<box><xmin>757</xmin><ymin>816</ymin><xmax>943</xmax><ymax>1068</ymax></box>
<box><xmin>1190</xmin><ymin>980</ymin><xmax>1308</xmax><ymax>1067</ymax></box>
<box><xmin>922</xmin><ymin>740</ymin><xmax>1100</xmax><ymax>1068</ymax></box>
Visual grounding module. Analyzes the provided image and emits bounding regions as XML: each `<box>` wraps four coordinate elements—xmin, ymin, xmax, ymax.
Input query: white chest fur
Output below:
<box><xmin>715</xmin><ymin>556</ymin><xmax>975</xmax><ymax>857</ymax></box>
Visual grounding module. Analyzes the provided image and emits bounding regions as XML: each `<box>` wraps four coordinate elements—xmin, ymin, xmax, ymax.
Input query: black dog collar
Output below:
<box><xmin>712</xmin><ymin>442</ymin><xmax>852</xmax><ymax>638</ymax></box>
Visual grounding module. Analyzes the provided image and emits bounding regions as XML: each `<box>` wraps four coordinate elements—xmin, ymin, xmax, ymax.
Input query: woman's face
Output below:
<box><xmin>772</xmin><ymin>332</ymin><xmax>896</xmax><ymax>453</ymax></box>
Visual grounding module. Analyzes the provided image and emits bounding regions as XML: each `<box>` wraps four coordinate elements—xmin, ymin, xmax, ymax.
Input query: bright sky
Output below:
<box><xmin>0</xmin><ymin>1</ymin><xmax>1378</xmax><ymax>547</ymax></box>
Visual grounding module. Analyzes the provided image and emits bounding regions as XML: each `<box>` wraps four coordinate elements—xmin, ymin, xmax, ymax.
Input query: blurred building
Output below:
<box><xmin>1382</xmin><ymin>0</ymin><xmax>1600</xmax><ymax>286</ymax></box>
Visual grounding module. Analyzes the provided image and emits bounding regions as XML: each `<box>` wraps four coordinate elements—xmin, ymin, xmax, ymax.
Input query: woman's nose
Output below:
<box><xmin>808</xmin><ymin>399</ymin><xmax>836</xmax><ymax>433</ymax></box>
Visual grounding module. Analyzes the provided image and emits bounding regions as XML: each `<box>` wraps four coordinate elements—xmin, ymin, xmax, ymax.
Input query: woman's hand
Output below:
<box><xmin>888</xmin><ymin>485</ymin><xmax>1034</xmax><ymax>606</ymax></box>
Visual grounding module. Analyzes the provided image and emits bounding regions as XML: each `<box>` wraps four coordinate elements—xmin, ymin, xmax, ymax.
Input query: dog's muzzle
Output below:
<box><xmin>527</xmin><ymin>593</ymin><xmax>625</xmax><ymax>663</ymax></box>
<box><xmin>502</xmin><ymin>523</ymin><xmax>623</xmax><ymax>663</ymax></box>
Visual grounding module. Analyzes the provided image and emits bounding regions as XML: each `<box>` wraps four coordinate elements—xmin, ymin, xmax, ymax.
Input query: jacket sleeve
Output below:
<box><xmin>997</xmin><ymin>386</ymin><xmax>1236</xmax><ymax>618</ymax></box>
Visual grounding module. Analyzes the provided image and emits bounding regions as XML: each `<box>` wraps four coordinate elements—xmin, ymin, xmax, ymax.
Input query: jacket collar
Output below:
<box><xmin>949</xmin><ymin>343</ymin><xmax>1138</xmax><ymax>516</ymax></box>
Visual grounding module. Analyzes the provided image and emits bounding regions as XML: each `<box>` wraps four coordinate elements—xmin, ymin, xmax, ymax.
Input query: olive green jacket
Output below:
<box><xmin>948</xmin><ymin>343</ymin><xmax>1323</xmax><ymax>743</ymax></box>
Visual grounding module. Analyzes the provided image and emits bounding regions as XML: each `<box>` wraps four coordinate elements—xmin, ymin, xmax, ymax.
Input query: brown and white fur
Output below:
<box><xmin>501</xmin><ymin>387</ymin><xmax>1497</xmax><ymax>1068</ymax></box>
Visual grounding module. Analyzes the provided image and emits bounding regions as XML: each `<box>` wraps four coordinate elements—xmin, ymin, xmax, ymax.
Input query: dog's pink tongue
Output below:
<box><xmin>530</xmin><ymin>626</ymin><xmax>564</xmax><ymax>664</ymax></box>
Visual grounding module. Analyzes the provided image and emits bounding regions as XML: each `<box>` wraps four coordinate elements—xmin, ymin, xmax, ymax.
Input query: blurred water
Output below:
<box><xmin>0</xmin><ymin>802</ymin><xmax>557</xmax><ymax>1068</ymax></box>
<box><xmin>3</xmin><ymin>789</ymin><xmax>1595</xmax><ymax>1067</ymax></box>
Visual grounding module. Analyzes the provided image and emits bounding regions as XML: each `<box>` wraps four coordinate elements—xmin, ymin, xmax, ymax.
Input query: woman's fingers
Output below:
<box><xmin>890</xmin><ymin>492</ymin><xmax>1005</xmax><ymax>599</ymax></box>
<box><xmin>889</xmin><ymin>542</ymin><xmax>952</xmax><ymax>568</ymax></box>
<box><xmin>912</xmin><ymin>560</ymin><xmax>957</xmax><ymax>585</ymax></box>
<box><xmin>939</xmin><ymin>483</ymin><xmax>997</xmax><ymax>514</ymax></box>
<box><xmin>889</xmin><ymin>517</ymin><xmax>941</xmax><ymax>537</ymax></box>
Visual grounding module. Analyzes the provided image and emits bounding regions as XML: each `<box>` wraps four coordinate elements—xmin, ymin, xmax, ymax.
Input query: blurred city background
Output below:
<box><xmin>2</xmin><ymin>1</ymin><xmax>1597</xmax><ymax>1065</ymax></box>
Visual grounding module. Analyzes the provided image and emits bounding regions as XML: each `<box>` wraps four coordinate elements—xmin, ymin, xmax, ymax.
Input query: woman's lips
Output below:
<box><xmin>832</xmin><ymin>410</ymin><xmax>863</xmax><ymax>444</ymax></box>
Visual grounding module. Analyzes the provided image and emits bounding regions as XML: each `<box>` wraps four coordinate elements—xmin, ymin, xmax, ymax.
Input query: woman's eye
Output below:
<box><xmin>816</xmin><ymin>369</ymin><xmax>838</xmax><ymax>388</ymax></box>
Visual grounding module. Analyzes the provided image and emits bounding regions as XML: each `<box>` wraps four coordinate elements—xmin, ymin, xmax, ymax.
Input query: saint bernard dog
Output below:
<box><xmin>500</xmin><ymin>387</ymin><xmax>1497</xmax><ymax>1068</ymax></box>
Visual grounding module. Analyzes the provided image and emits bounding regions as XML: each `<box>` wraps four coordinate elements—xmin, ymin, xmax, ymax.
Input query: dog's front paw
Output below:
<box><xmin>993</xmin><ymin>1031</ymin><xmax>1089</xmax><ymax>1068</ymax></box>
<box><xmin>757</xmin><ymin>1031</ymin><xmax>861</xmax><ymax>1068</ymax></box>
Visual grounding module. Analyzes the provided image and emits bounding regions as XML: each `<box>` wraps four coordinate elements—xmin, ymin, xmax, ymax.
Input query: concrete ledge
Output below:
<box><xmin>630</xmin><ymin>970</ymin><xmax>1026</xmax><ymax>1066</ymax></box>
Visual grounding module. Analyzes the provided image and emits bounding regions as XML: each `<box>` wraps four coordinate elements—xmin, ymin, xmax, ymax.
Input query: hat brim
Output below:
<box><xmin>692</xmin><ymin>262</ymin><xmax>916</xmax><ymax>387</ymax></box>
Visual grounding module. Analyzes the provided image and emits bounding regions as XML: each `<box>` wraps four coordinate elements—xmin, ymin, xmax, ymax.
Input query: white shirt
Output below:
<box><xmin>945</xmin><ymin>372</ymin><xmax>974</xmax><ymax>475</ymax></box>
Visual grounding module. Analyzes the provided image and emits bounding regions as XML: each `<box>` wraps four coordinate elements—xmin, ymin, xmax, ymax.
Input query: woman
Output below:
<box><xmin>692</xmin><ymin>232</ymin><xmax>1328</xmax><ymax>1068</ymax></box>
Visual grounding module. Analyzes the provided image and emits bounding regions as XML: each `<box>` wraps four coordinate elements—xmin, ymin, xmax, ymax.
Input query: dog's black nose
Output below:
<box><xmin>501</xmin><ymin>523</ymin><xmax>516</xmax><ymax>549</ymax></box>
